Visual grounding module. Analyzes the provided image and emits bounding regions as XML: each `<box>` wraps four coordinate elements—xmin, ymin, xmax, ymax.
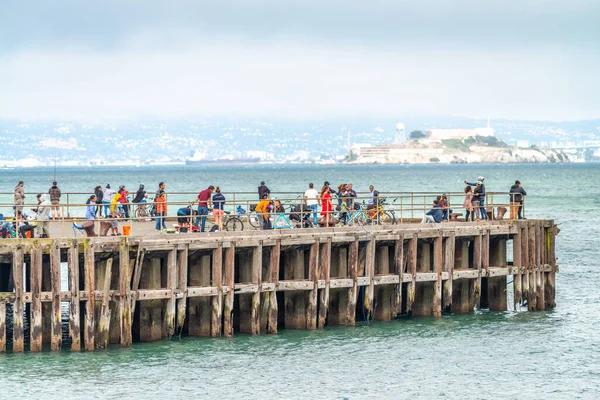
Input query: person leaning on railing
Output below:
<box><xmin>509</xmin><ymin>180</ymin><xmax>527</xmax><ymax>220</ymax></box>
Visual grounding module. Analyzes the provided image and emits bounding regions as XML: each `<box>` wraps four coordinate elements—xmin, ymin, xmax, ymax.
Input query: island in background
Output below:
<box><xmin>345</xmin><ymin>124</ymin><xmax>569</xmax><ymax>164</ymax></box>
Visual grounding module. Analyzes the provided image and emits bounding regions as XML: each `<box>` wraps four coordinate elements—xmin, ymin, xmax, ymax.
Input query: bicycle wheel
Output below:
<box><xmin>383</xmin><ymin>211</ymin><xmax>397</xmax><ymax>224</ymax></box>
<box><xmin>225</xmin><ymin>217</ymin><xmax>244</xmax><ymax>232</ymax></box>
<box><xmin>136</xmin><ymin>206</ymin><xmax>148</xmax><ymax>222</ymax></box>
<box><xmin>248</xmin><ymin>212</ymin><xmax>261</xmax><ymax>229</ymax></box>
<box><xmin>349</xmin><ymin>212</ymin><xmax>366</xmax><ymax>226</ymax></box>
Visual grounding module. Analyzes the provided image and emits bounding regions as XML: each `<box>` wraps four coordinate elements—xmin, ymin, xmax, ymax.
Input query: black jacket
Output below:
<box><xmin>509</xmin><ymin>185</ymin><xmax>527</xmax><ymax>202</ymax></box>
<box><xmin>258</xmin><ymin>185</ymin><xmax>270</xmax><ymax>199</ymax></box>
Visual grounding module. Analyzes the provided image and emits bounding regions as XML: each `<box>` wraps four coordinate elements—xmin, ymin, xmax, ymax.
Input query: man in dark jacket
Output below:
<box><xmin>48</xmin><ymin>181</ymin><xmax>61</xmax><ymax>220</ymax></box>
<box><xmin>258</xmin><ymin>181</ymin><xmax>270</xmax><ymax>199</ymax></box>
<box><xmin>422</xmin><ymin>200</ymin><xmax>443</xmax><ymax>223</ymax></box>
<box><xmin>509</xmin><ymin>180</ymin><xmax>527</xmax><ymax>219</ymax></box>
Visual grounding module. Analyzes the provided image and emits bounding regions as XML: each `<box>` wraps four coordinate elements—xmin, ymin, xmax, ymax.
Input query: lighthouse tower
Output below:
<box><xmin>395</xmin><ymin>123</ymin><xmax>406</xmax><ymax>144</ymax></box>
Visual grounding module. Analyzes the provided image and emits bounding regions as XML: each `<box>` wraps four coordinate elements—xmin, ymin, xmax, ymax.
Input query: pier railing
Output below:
<box><xmin>0</xmin><ymin>191</ymin><xmax>524</xmax><ymax>233</ymax></box>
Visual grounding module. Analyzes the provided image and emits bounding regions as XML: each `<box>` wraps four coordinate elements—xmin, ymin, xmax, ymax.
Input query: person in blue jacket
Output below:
<box><xmin>422</xmin><ymin>199</ymin><xmax>443</xmax><ymax>224</ymax></box>
<box><xmin>465</xmin><ymin>176</ymin><xmax>487</xmax><ymax>220</ymax></box>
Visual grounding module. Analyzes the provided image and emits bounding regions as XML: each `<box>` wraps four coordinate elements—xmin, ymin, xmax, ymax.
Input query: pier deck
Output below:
<box><xmin>0</xmin><ymin>219</ymin><xmax>557</xmax><ymax>352</ymax></box>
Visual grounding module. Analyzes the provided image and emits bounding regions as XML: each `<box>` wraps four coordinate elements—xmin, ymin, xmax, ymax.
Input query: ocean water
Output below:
<box><xmin>0</xmin><ymin>163</ymin><xmax>598</xmax><ymax>398</ymax></box>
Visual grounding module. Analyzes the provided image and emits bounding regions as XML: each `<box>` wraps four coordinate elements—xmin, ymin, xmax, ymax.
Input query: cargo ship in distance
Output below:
<box><xmin>185</xmin><ymin>151</ymin><xmax>260</xmax><ymax>166</ymax></box>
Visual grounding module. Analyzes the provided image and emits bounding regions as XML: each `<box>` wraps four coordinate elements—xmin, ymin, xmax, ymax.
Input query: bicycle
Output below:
<box><xmin>133</xmin><ymin>201</ymin><xmax>152</xmax><ymax>222</ymax></box>
<box><xmin>362</xmin><ymin>198</ymin><xmax>398</xmax><ymax>225</ymax></box>
<box><xmin>203</xmin><ymin>210</ymin><xmax>244</xmax><ymax>232</ymax></box>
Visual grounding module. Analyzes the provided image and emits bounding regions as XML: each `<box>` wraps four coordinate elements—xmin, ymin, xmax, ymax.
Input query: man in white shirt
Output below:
<box><xmin>304</xmin><ymin>183</ymin><xmax>320</xmax><ymax>227</ymax></box>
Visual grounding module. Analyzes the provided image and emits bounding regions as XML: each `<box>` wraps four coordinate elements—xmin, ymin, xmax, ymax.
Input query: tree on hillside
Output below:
<box><xmin>409</xmin><ymin>130</ymin><xmax>426</xmax><ymax>139</ymax></box>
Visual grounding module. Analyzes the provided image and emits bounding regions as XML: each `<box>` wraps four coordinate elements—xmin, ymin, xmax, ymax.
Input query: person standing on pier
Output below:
<box><xmin>258</xmin><ymin>181</ymin><xmax>270</xmax><ymax>199</ymax></box>
<box><xmin>155</xmin><ymin>190</ymin><xmax>167</xmax><ymax>231</ymax></box>
<box><xmin>86</xmin><ymin>195</ymin><xmax>97</xmax><ymax>220</ymax></box>
<box><xmin>320</xmin><ymin>186</ymin><xmax>333</xmax><ymax>226</ymax></box>
<box><xmin>304</xmin><ymin>183</ymin><xmax>320</xmax><ymax>227</ymax></box>
<box><xmin>465</xmin><ymin>177</ymin><xmax>487</xmax><ymax>220</ymax></box>
<box><xmin>118</xmin><ymin>186</ymin><xmax>130</xmax><ymax>219</ymax></box>
<box><xmin>463</xmin><ymin>186</ymin><xmax>474</xmax><ymax>221</ymax></box>
<box><xmin>103</xmin><ymin>184</ymin><xmax>115</xmax><ymax>217</ymax></box>
<box><xmin>35</xmin><ymin>194</ymin><xmax>51</xmax><ymax>238</ymax></box>
<box><xmin>347</xmin><ymin>183</ymin><xmax>357</xmax><ymax>210</ymax></box>
<box><xmin>212</xmin><ymin>187</ymin><xmax>226</xmax><ymax>231</ymax></box>
<box><xmin>13</xmin><ymin>181</ymin><xmax>25</xmax><ymax>215</ymax></box>
<box><xmin>94</xmin><ymin>186</ymin><xmax>104</xmax><ymax>217</ymax></box>
<box><xmin>255</xmin><ymin>194</ymin><xmax>272</xmax><ymax>230</ymax></box>
<box><xmin>48</xmin><ymin>181</ymin><xmax>62</xmax><ymax>220</ymax></box>
<box><xmin>509</xmin><ymin>180</ymin><xmax>527</xmax><ymax>220</ymax></box>
<box><xmin>195</xmin><ymin>185</ymin><xmax>214</xmax><ymax>232</ymax></box>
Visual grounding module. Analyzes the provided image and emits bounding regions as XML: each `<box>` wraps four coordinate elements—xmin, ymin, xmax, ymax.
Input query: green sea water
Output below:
<box><xmin>0</xmin><ymin>164</ymin><xmax>598</xmax><ymax>398</ymax></box>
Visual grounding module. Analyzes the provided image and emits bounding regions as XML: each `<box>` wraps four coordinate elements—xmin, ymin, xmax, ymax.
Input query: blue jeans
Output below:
<box><xmin>309</xmin><ymin>204</ymin><xmax>318</xmax><ymax>226</ymax></box>
<box><xmin>103</xmin><ymin>200</ymin><xmax>111</xmax><ymax>216</ymax></box>
<box><xmin>155</xmin><ymin>212</ymin><xmax>166</xmax><ymax>230</ymax></box>
<box><xmin>195</xmin><ymin>206</ymin><xmax>209</xmax><ymax>232</ymax></box>
<box><xmin>479</xmin><ymin>198</ymin><xmax>487</xmax><ymax>220</ymax></box>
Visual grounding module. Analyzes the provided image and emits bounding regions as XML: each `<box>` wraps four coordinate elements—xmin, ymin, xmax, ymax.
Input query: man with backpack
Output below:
<box><xmin>48</xmin><ymin>181</ymin><xmax>61</xmax><ymax>220</ymax></box>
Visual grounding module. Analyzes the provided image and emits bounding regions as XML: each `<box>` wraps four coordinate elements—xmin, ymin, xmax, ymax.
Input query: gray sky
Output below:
<box><xmin>1</xmin><ymin>0</ymin><xmax>598</xmax><ymax>121</ymax></box>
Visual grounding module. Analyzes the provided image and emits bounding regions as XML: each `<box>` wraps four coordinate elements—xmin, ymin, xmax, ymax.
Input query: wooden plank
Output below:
<box><xmin>96</xmin><ymin>258</ymin><xmax>113</xmax><ymax>348</ymax></box>
<box><xmin>528</xmin><ymin>221</ymin><xmax>537</xmax><ymax>311</ymax></box>
<box><xmin>250</xmin><ymin>243</ymin><xmax>262</xmax><ymax>335</ymax></box>
<box><xmin>165</xmin><ymin>248</ymin><xmax>177</xmax><ymax>338</ymax></box>
<box><xmin>223</xmin><ymin>245</ymin><xmax>235</xmax><ymax>337</ymax></box>
<box><xmin>392</xmin><ymin>234</ymin><xmax>404</xmax><ymax>317</ymax></box>
<box><xmin>346</xmin><ymin>239</ymin><xmax>359</xmax><ymax>325</ymax></box>
<box><xmin>317</xmin><ymin>238</ymin><xmax>331</xmax><ymax>329</ymax></box>
<box><xmin>130</xmin><ymin>248</ymin><xmax>145</xmax><ymax>316</ymax></box>
<box><xmin>472</xmin><ymin>233</ymin><xmax>482</xmax><ymax>310</ymax></box>
<box><xmin>177</xmin><ymin>245</ymin><xmax>189</xmax><ymax>335</ymax></box>
<box><xmin>50</xmin><ymin>242</ymin><xmax>62</xmax><ymax>351</ymax></box>
<box><xmin>482</xmin><ymin>230</ymin><xmax>490</xmax><ymax>278</ymax></box>
<box><xmin>211</xmin><ymin>245</ymin><xmax>223</xmax><ymax>337</ymax></box>
<box><xmin>0</xmin><ymin>300</ymin><xmax>5</xmax><ymax>352</ymax></box>
<box><xmin>84</xmin><ymin>241</ymin><xmax>95</xmax><ymax>351</ymax></box>
<box><xmin>119</xmin><ymin>240</ymin><xmax>132</xmax><ymax>346</ymax></box>
<box><xmin>306</xmin><ymin>240</ymin><xmax>319</xmax><ymax>329</ymax></box>
<box><xmin>513</xmin><ymin>228</ymin><xmax>522</xmax><ymax>308</ymax></box>
<box><xmin>433</xmin><ymin>233</ymin><xmax>443</xmax><ymax>317</ymax></box>
<box><xmin>12</xmin><ymin>247</ymin><xmax>24</xmax><ymax>352</ymax></box>
<box><xmin>68</xmin><ymin>242</ymin><xmax>81</xmax><ymax>351</ymax></box>
<box><xmin>30</xmin><ymin>242</ymin><xmax>43</xmax><ymax>352</ymax></box>
<box><xmin>365</xmin><ymin>237</ymin><xmax>376</xmax><ymax>319</ymax></box>
<box><xmin>406</xmin><ymin>233</ymin><xmax>418</xmax><ymax>314</ymax></box>
<box><xmin>521</xmin><ymin>223</ymin><xmax>530</xmax><ymax>308</ymax></box>
<box><xmin>443</xmin><ymin>232</ymin><xmax>455</xmax><ymax>311</ymax></box>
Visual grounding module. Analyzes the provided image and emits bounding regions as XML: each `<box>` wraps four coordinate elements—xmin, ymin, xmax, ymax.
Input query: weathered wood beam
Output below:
<box><xmin>211</xmin><ymin>245</ymin><xmax>222</xmax><ymax>337</ymax></box>
<box><xmin>97</xmin><ymin>258</ymin><xmax>113</xmax><ymax>348</ymax></box>
<box><xmin>30</xmin><ymin>242</ymin><xmax>43</xmax><ymax>352</ymax></box>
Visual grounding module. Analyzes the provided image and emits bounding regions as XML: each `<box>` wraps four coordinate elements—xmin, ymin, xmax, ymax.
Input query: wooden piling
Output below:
<box><xmin>392</xmin><ymin>234</ymin><xmax>404</xmax><ymax>317</ymax></box>
<box><xmin>30</xmin><ymin>242</ymin><xmax>43</xmax><ymax>352</ymax></box>
<box><xmin>521</xmin><ymin>223</ymin><xmax>530</xmax><ymax>309</ymax></box>
<box><xmin>433</xmin><ymin>234</ymin><xmax>443</xmax><ymax>317</ymax></box>
<box><xmin>513</xmin><ymin>229</ymin><xmax>522</xmax><ymax>309</ymax></box>
<box><xmin>96</xmin><ymin>258</ymin><xmax>113</xmax><ymax>348</ymax></box>
<box><xmin>406</xmin><ymin>233</ymin><xmax>418</xmax><ymax>314</ymax></box>
<box><xmin>84</xmin><ymin>241</ymin><xmax>95</xmax><ymax>351</ymax></box>
<box><xmin>211</xmin><ymin>245</ymin><xmax>222</xmax><ymax>337</ymax></box>
<box><xmin>364</xmin><ymin>238</ymin><xmax>376</xmax><ymax>319</ymax></box>
<box><xmin>528</xmin><ymin>221</ymin><xmax>537</xmax><ymax>310</ymax></box>
<box><xmin>306</xmin><ymin>241</ymin><xmax>319</xmax><ymax>329</ymax></box>
<box><xmin>164</xmin><ymin>249</ymin><xmax>177</xmax><ymax>338</ymax></box>
<box><xmin>177</xmin><ymin>245</ymin><xmax>189</xmax><ymax>335</ymax></box>
<box><xmin>317</xmin><ymin>238</ymin><xmax>331</xmax><ymax>329</ymax></box>
<box><xmin>50</xmin><ymin>242</ymin><xmax>62</xmax><ymax>350</ymax></box>
<box><xmin>250</xmin><ymin>244</ymin><xmax>262</xmax><ymax>334</ymax></box>
<box><xmin>12</xmin><ymin>247</ymin><xmax>24</xmax><ymax>352</ymax></box>
<box><xmin>139</xmin><ymin>257</ymin><xmax>162</xmax><ymax>342</ymax></box>
<box><xmin>223</xmin><ymin>245</ymin><xmax>235</xmax><ymax>337</ymax></box>
<box><xmin>284</xmin><ymin>248</ymin><xmax>306</xmax><ymax>329</ymax></box>
<box><xmin>68</xmin><ymin>242</ymin><xmax>81</xmax><ymax>351</ymax></box>
<box><xmin>472</xmin><ymin>233</ymin><xmax>482</xmax><ymax>310</ymax></box>
<box><xmin>119</xmin><ymin>241</ymin><xmax>132</xmax><ymax>346</ymax></box>
<box><xmin>0</xmin><ymin>299</ymin><xmax>5</xmax><ymax>352</ymax></box>
<box><xmin>442</xmin><ymin>232</ymin><xmax>455</xmax><ymax>312</ymax></box>
<box><xmin>347</xmin><ymin>239</ymin><xmax>359</xmax><ymax>325</ymax></box>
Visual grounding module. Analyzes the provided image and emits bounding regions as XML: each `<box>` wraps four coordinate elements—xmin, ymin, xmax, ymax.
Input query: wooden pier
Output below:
<box><xmin>0</xmin><ymin>219</ymin><xmax>557</xmax><ymax>352</ymax></box>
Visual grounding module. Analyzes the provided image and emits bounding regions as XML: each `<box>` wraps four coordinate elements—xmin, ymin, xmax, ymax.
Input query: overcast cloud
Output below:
<box><xmin>0</xmin><ymin>0</ymin><xmax>598</xmax><ymax>121</ymax></box>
